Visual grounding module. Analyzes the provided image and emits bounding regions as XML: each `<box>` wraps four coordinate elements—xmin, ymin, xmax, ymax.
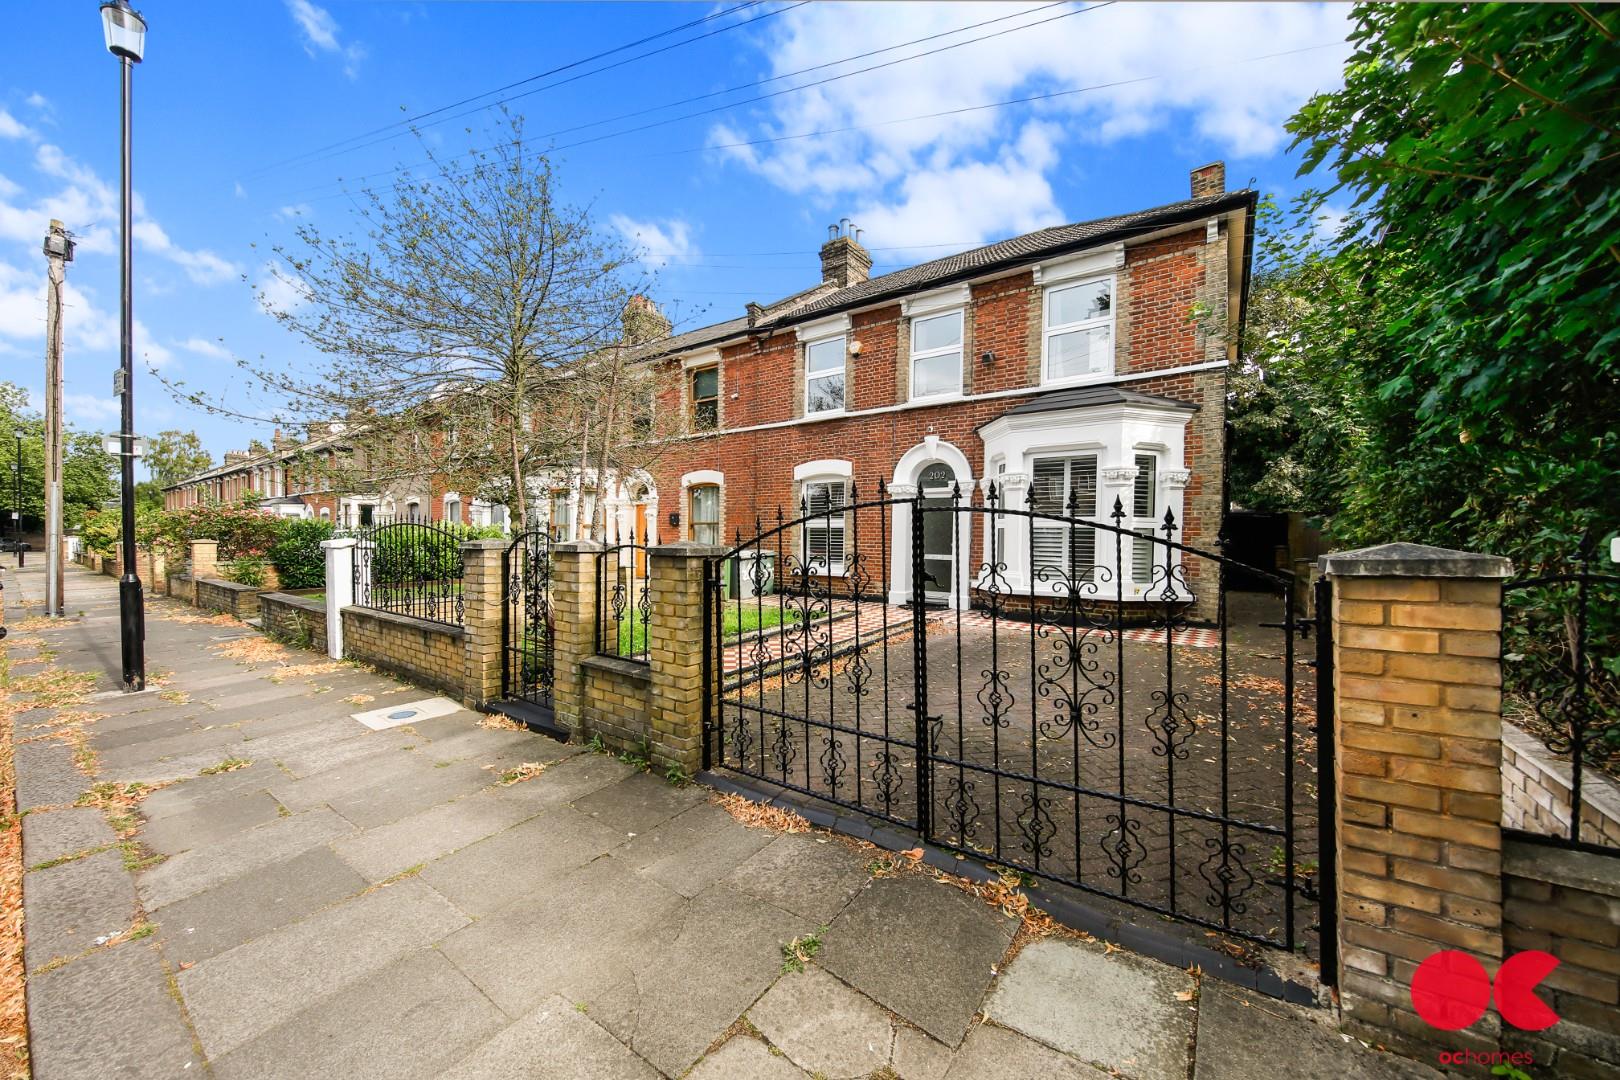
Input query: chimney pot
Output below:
<box><xmin>819</xmin><ymin>221</ymin><xmax>873</xmax><ymax>288</ymax></box>
<box><xmin>1191</xmin><ymin>161</ymin><xmax>1226</xmax><ymax>199</ymax></box>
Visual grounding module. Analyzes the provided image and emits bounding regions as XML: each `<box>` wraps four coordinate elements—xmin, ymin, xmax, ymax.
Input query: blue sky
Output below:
<box><xmin>0</xmin><ymin>1</ymin><xmax>1351</xmax><ymax>478</ymax></box>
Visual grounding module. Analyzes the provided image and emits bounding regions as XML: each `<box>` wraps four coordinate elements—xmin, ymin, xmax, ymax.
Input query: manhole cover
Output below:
<box><xmin>387</xmin><ymin>709</ymin><xmax>418</xmax><ymax>720</ymax></box>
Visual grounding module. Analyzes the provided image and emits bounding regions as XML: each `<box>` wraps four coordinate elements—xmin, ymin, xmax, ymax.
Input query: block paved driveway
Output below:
<box><xmin>3</xmin><ymin>563</ymin><xmax>1435</xmax><ymax>1080</ymax></box>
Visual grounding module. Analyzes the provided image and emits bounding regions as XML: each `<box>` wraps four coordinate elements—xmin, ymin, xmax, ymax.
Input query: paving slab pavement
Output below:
<box><xmin>7</xmin><ymin>563</ymin><xmax>1445</xmax><ymax>1080</ymax></box>
<box><xmin>22</xmin><ymin>849</ymin><xmax>141</xmax><ymax>973</ymax></box>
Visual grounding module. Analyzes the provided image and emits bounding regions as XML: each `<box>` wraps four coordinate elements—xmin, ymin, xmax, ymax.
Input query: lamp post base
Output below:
<box><xmin>119</xmin><ymin>573</ymin><xmax>145</xmax><ymax>691</ymax></box>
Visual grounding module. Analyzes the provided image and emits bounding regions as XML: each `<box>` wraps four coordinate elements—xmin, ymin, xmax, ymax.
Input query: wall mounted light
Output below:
<box><xmin>980</xmin><ymin>350</ymin><xmax>996</xmax><ymax>365</ymax></box>
<box><xmin>668</xmin><ymin>511</ymin><xmax>680</xmax><ymax>527</ymax></box>
<box><xmin>848</xmin><ymin>339</ymin><xmax>863</xmax><ymax>356</ymax></box>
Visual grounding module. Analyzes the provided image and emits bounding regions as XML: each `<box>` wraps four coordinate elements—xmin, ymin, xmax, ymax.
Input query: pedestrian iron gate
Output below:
<box><xmin>495</xmin><ymin>529</ymin><xmax>558</xmax><ymax>732</ymax></box>
<box><xmin>703</xmin><ymin>485</ymin><xmax>1335</xmax><ymax>976</ymax></box>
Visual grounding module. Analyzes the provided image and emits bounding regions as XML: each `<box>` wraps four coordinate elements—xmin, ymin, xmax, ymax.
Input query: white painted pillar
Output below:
<box><xmin>321</xmin><ymin>537</ymin><xmax>357</xmax><ymax>660</ymax></box>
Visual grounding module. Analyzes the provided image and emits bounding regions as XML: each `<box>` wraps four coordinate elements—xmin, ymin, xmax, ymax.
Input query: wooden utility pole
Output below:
<box><xmin>43</xmin><ymin>219</ymin><xmax>73</xmax><ymax>617</ymax></box>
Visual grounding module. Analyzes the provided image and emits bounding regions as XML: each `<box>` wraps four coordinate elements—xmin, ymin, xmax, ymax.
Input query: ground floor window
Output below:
<box><xmin>1131</xmin><ymin>452</ymin><xmax>1159</xmax><ymax>585</ymax></box>
<box><xmin>690</xmin><ymin>484</ymin><xmax>721</xmax><ymax>545</ymax></box>
<box><xmin>800</xmin><ymin>478</ymin><xmax>847</xmax><ymax>573</ymax></box>
<box><xmin>1030</xmin><ymin>454</ymin><xmax>1098</xmax><ymax>583</ymax></box>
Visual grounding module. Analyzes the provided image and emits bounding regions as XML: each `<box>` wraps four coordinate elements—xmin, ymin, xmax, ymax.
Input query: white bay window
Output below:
<box><xmin>1030</xmin><ymin>454</ymin><xmax>1098</xmax><ymax>584</ymax></box>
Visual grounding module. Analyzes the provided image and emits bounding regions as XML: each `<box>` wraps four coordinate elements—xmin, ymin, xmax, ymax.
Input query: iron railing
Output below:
<box><xmin>597</xmin><ymin>526</ymin><xmax>652</xmax><ymax>663</ymax></box>
<box><xmin>352</xmin><ymin>518</ymin><xmax>469</xmax><ymax>627</ymax></box>
<box><xmin>1503</xmin><ymin>554</ymin><xmax>1620</xmax><ymax>851</ymax></box>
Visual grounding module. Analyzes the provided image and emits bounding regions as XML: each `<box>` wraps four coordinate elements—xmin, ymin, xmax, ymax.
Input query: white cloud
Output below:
<box><xmin>609</xmin><ymin>215</ymin><xmax>699</xmax><ymax>272</ymax></box>
<box><xmin>286</xmin><ymin>0</ymin><xmax>367</xmax><ymax>79</ymax></box>
<box><xmin>711</xmin><ymin>2</ymin><xmax>1351</xmax><ymax>248</ymax></box>
<box><xmin>0</xmin><ymin>110</ymin><xmax>34</xmax><ymax>141</ymax></box>
<box><xmin>24</xmin><ymin>93</ymin><xmax>49</xmax><ymax>112</ymax></box>
<box><xmin>256</xmin><ymin>261</ymin><xmax>312</xmax><ymax>316</ymax></box>
<box><xmin>0</xmin><ymin>259</ymin><xmax>171</xmax><ymax>370</ymax></box>
<box><xmin>132</xmin><ymin>219</ymin><xmax>240</xmax><ymax>285</ymax></box>
<box><xmin>178</xmin><ymin>336</ymin><xmax>231</xmax><ymax>359</ymax></box>
<box><xmin>63</xmin><ymin>392</ymin><xmax>121</xmax><ymax>427</ymax></box>
<box><xmin>275</xmin><ymin>203</ymin><xmax>312</xmax><ymax>222</ymax></box>
<box><xmin>234</xmin><ymin>181</ymin><xmax>247</xmax><ymax>199</ymax></box>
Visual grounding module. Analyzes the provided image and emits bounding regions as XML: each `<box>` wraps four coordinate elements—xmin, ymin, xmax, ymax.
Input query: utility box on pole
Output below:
<box><xmin>43</xmin><ymin>219</ymin><xmax>72</xmax><ymax>617</ymax></box>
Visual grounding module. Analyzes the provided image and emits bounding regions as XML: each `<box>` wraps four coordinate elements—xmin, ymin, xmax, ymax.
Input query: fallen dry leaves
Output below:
<box><xmin>343</xmin><ymin>694</ymin><xmax>376</xmax><ymax>707</ymax></box>
<box><xmin>486</xmin><ymin>761</ymin><xmax>548</xmax><ymax>786</ymax></box>
<box><xmin>711</xmin><ymin>791</ymin><xmax>811</xmax><ymax>834</ymax></box>
<box><xmin>156</xmin><ymin>610</ymin><xmax>239</xmax><ymax>626</ymax></box>
<box><xmin>212</xmin><ymin>637</ymin><xmax>292</xmax><ymax>665</ymax></box>
<box><xmin>477</xmin><ymin>712</ymin><xmax>523</xmax><ymax>731</ymax></box>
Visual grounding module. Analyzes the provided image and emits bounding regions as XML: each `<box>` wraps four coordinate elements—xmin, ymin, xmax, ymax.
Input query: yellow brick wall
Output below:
<box><xmin>341</xmin><ymin>606</ymin><xmax>465</xmax><ymax>697</ymax></box>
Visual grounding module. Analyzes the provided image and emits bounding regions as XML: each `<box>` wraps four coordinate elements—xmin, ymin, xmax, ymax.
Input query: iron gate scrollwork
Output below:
<box><xmin>501</xmin><ymin>529</ymin><xmax>554</xmax><ymax>718</ymax></box>
<box><xmin>705</xmin><ymin>480</ymin><xmax>1329</xmax><ymax>961</ymax></box>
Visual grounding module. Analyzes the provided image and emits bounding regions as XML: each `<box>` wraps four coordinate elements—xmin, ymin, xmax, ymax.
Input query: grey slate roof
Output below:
<box><xmin>992</xmin><ymin>385</ymin><xmax>1200</xmax><ymax>421</ymax></box>
<box><xmin>636</xmin><ymin>188</ymin><xmax>1255</xmax><ymax>361</ymax></box>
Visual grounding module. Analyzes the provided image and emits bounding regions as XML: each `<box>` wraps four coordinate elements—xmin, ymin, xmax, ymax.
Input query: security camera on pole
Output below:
<box><xmin>101</xmin><ymin>0</ymin><xmax>147</xmax><ymax>692</ymax></box>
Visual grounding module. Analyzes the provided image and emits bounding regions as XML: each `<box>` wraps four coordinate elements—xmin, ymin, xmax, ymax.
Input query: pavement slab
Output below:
<box><xmin>819</xmin><ymin>873</ymin><xmax>1018</xmax><ymax>1046</ymax></box>
<box><xmin>892</xmin><ymin>1025</ymin><xmax>954</xmax><ymax>1080</ymax></box>
<box><xmin>210</xmin><ymin>948</ymin><xmax>506</xmax><ymax>1080</ymax></box>
<box><xmin>23</xmin><ymin>849</ymin><xmax>140</xmax><ymax>972</ymax></box>
<box><xmin>15</xmin><ymin>739</ymin><xmax>89</xmax><ymax>811</ymax></box>
<box><xmin>589</xmin><ymin>882</ymin><xmax>806</xmax><ymax>1076</ymax></box>
<box><xmin>136</xmin><ymin>807</ymin><xmax>355</xmax><ymax>912</ymax></box>
<box><xmin>26</xmin><ymin>940</ymin><xmax>203</xmax><ymax>1080</ymax></box>
<box><xmin>436</xmin><ymin>854</ymin><xmax>686</xmax><ymax>1018</ymax></box>
<box><xmin>133</xmin><ymin>759</ymin><xmax>284</xmax><ymax>819</ymax></box>
<box><xmin>1192</xmin><ymin>984</ymin><xmax>1443</xmax><ymax>1080</ymax></box>
<box><xmin>984</xmin><ymin>936</ymin><xmax>1195</xmax><ymax>1080</ymax></box>
<box><xmin>178</xmin><ymin>877</ymin><xmax>471</xmax><ymax>1057</ymax></box>
<box><xmin>320</xmin><ymin>759</ymin><xmax>495</xmax><ymax>829</ymax></box>
<box><xmin>570</xmin><ymin>769</ymin><xmax>708</xmax><ymax>834</ymax></box>
<box><xmin>418</xmin><ymin>806</ymin><xmax>625</xmax><ymax>917</ymax></box>
<box><xmin>150</xmin><ymin>846</ymin><xmax>368</xmax><ymax>966</ymax></box>
<box><xmin>331</xmin><ymin>786</ymin><xmax>540</xmax><ymax>882</ymax></box>
<box><xmin>266</xmin><ymin>747</ymin><xmax>426</xmax><ymax>813</ymax></box>
<box><xmin>483</xmin><ymin>751</ymin><xmax>635</xmax><ymax>810</ymax></box>
<box><xmin>687</xmin><ymin>1036</ymin><xmax>812</xmax><ymax>1080</ymax></box>
<box><xmin>724</xmin><ymin>832</ymin><xmax>871</xmax><ymax>923</ymax></box>
<box><xmin>269</xmin><ymin>731</ymin><xmax>413</xmax><ymax>779</ymax></box>
<box><xmin>440</xmin><ymin>993</ymin><xmax>663</xmax><ymax>1080</ymax></box>
<box><xmin>612</xmin><ymin>801</ymin><xmax>775</xmax><ymax>897</ymax></box>
<box><xmin>22</xmin><ymin>807</ymin><xmax>116</xmax><ymax>866</ymax></box>
<box><xmin>139</xmin><ymin>789</ymin><xmax>286</xmax><ymax>856</ymax></box>
<box><xmin>943</xmin><ymin>1023</ymin><xmax>1111</xmax><ymax>1079</ymax></box>
<box><xmin>749</xmin><ymin>966</ymin><xmax>895</xmax><ymax>1079</ymax></box>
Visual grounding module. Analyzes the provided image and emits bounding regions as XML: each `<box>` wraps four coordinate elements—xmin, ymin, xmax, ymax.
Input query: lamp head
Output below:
<box><xmin>100</xmin><ymin>1</ymin><xmax>147</xmax><ymax>62</ymax></box>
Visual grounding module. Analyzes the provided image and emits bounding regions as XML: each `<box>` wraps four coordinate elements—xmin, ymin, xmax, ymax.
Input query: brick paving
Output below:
<box><xmin>2</xmin><ymin>562</ymin><xmax>1432</xmax><ymax>1080</ymax></box>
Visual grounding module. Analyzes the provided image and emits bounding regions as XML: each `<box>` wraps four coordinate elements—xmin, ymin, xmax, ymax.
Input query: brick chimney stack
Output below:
<box><xmin>1190</xmin><ymin>161</ymin><xmax>1225</xmax><ymax>199</ymax></box>
<box><xmin>819</xmin><ymin>220</ymin><xmax>872</xmax><ymax>288</ymax></box>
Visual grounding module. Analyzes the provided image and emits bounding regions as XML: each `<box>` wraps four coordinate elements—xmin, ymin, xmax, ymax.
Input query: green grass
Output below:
<box><xmin>606</xmin><ymin>599</ymin><xmax>823</xmax><ymax>656</ymax></box>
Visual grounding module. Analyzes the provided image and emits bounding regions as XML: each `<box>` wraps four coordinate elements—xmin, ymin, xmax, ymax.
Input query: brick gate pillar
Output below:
<box><xmin>188</xmin><ymin>539</ymin><xmax>218</xmax><ymax>605</ymax></box>
<box><xmin>647</xmin><ymin>542</ymin><xmax>725</xmax><ymax>777</ymax></box>
<box><xmin>1319</xmin><ymin>542</ymin><xmax>1513</xmax><ymax>1059</ymax></box>
<box><xmin>551</xmin><ymin>540</ymin><xmax>601</xmax><ymax>736</ymax></box>
<box><xmin>460</xmin><ymin>539</ymin><xmax>506</xmax><ymax>710</ymax></box>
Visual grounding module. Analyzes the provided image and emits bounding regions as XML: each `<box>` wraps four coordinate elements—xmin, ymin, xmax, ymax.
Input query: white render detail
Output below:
<box><xmin>887</xmin><ymin>440</ymin><xmax>975</xmax><ymax>610</ymax></box>
<box><xmin>978</xmin><ymin>400</ymin><xmax>1193</xmax><ymax>598</ymax></box>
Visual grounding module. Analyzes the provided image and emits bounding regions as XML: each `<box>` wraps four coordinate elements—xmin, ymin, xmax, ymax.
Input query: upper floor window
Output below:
<box><xmin>689</xmin><ymin>484</ymin><xmax>721</xmax><ymax>545</ymax></box>
<box><xmin>1044</xmin><ymin>277</ymin><xmax>1113</xmax><ymax>383</ymax></box>
<box><xmin>805</xmin><ymin>336</ymin><xmax>845</xmax><ymax>414</ymax></box>
<box><xmin>1030</xmin><ymin>454</ymin><xmax>1098</xmax><ymax>583</ymax></box>
<box><xmin>691</xmin><ymin>366</ymin><xmax>718</xmax><ymax>431</ymax></box>
<box><xmin>911</xmin><ymin>310</ymin><xmax>963</xmax><ymax>399</ymax></box>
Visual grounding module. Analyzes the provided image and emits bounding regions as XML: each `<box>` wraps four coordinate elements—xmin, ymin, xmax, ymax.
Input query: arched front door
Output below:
<box><xmin>918</xmin><ymin>462</ymin><xmax>956</xmax><ymax>604</ymax></box>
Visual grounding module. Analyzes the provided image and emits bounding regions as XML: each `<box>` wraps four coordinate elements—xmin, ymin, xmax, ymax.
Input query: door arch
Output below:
<box><xmin>887</xmin><ymin>439</ymin><xmax>974</xmax><ymax>609</ymax></box>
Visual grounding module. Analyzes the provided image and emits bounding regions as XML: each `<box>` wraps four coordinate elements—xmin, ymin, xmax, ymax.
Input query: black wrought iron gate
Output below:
<box><xmin>493</xmin><ymin>529</ymin><xmax>559</xmax><ymax>734</ymax></box>
<box><xmin>704</xmin><ymin>485</ymin><xmax>1335</xmax><ymax>972</ymax></box>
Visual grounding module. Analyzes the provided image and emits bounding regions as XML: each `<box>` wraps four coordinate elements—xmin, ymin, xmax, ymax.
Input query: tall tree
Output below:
<box><xmin>144</xmin><ymin>429</ymin><xmax>212</xmax><ymax>488</ymax></box>
<box><xmin>0</xmin><ymin>381</ymin><xmax>116</xmax><ymax>529</ymax></box>
<box><xmin>1287</xmin><ymin>2</ymin><xmax>1620</xmax><ymax>566</ymax></box>
<box><xmin>167</xmin><ymin>114</ymin><xmax>671</xmax><ymax>525</ymax></box>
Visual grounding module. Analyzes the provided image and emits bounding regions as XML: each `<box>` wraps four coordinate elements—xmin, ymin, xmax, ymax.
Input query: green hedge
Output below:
<box><xmin>269</xmin><ymin>517</ymin><xmax>335</xmax><ymax>590</ymax></box>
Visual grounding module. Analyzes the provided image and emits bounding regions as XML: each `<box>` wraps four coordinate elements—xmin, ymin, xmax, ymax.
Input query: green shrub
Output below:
<box><xmin>79</xmin><ymin>509</ymin><xmax>120</xmax><ymax>556</ymax></box>
<box><xmin>269</xmin><ymin>517</ymin><xmax>335</xmax><ymax>590</ymax></box>
<box><xmin>223</xmin><ymin>555</ymin><xmax>268</xmax><ymax>588</ymax></box>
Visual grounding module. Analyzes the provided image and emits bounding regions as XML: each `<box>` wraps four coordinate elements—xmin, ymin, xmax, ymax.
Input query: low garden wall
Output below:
<box><xmin>259</xmin><ymin>592</ymin><xmax>328</xmax><ymax>654</ymax></box>
<box><xmin>340</xmin><ymin>605</ymin><xmax>465</xmax><ymax>697</ymax></box>
<box><xmin>167</xmin><ymin>572</ymin><xmax>193</xmax><ymax>603</ymax></box>
<box><xmin>196</xmin><ymin>577</ymin><xmax>264</xmax><ymax>621</ymax></box>
<box><xmin>1501</xmin><ymin>840</ymin><xmax>1620</xmax><ymax>1076</ymax></box>
<box><xmin>1502</xmin><ymin>722</ymin><xmax>1620</xmax><ymax>848</ymax></box>
<box><xmin>577</xmin><ymin>655</ymin><xmax>652</xmax><ymax>752</ymax></box>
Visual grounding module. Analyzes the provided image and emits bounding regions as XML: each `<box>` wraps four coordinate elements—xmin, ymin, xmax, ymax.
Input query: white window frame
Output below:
<box><xmin>1042</xmin><ymin>274</ymin><xmax>1116</xmax><ymax>386</ymax></box>
<box><xmin>909</xmin><ymin>309</ymin><xmax>964</xmax><ymax>401</ymax></box>
<box><xmin>689</xmin><ymin>483</ymin><xmax>722</xmax><ymax>546</ymax></box>
<box><xmin>799</xmin><ymin>476</ymin><xmax>849</xmax><ymax>576</ymax></box>
<box><xmin>442</xmin><ymin>492</ymin><xmax>461</xmax><ymax>525</ymax></box>
<box><xmin>804</xmin><ymin>334</ymin><xmax>847</xmax><ymax>416</ymax></box>
<box><xmin>1129</xmin><ymin>451</ymin><xmax>1161</xmax><ymax>589</ymax></box>
<box><xmin>1029</xmin><ymin>453</ymin><xmax>1100</xmax><ymax>587</ymax></box>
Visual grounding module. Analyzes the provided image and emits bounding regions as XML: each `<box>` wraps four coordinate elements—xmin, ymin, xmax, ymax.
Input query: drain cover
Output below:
<box><xmin>387</xmin><ymin>709</ymin><xmax>418</xmax><ymax>720</ymax></box>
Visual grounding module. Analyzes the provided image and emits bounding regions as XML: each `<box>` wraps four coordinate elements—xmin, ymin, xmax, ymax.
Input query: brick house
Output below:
<box><xmin>162</xmin><ymin>423</ymin><xmax>513</xmax><ymax>529</ymax></box>
<box><xmin>633</xmin><ymin>163</ymin><xmax>1254</xmax><ymax>614</ymax></box>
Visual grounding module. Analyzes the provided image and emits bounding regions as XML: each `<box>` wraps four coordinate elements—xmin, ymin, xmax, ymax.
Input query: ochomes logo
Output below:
<box><xmin>1410</xmin><ymin>950</ymin><xmax>1561</xmax><ymax>1031</ymax></box>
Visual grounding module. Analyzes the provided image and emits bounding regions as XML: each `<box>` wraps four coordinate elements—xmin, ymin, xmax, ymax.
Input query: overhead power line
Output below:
<box><xmin>282</xmin><ymin>1</ymin><xmax>1112</xmax><ymax>200</ymax></box>
<box><xmin>247</xmin><ymin>0</ymin><xmax>784</xmax><ymax>177</ymax></box>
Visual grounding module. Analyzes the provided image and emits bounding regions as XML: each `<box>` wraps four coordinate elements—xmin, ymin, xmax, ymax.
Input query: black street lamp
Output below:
<box><xmin>102</xmin><ymin>0</ymin><xmax>147</xmax><ymax>692</ymax></box>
